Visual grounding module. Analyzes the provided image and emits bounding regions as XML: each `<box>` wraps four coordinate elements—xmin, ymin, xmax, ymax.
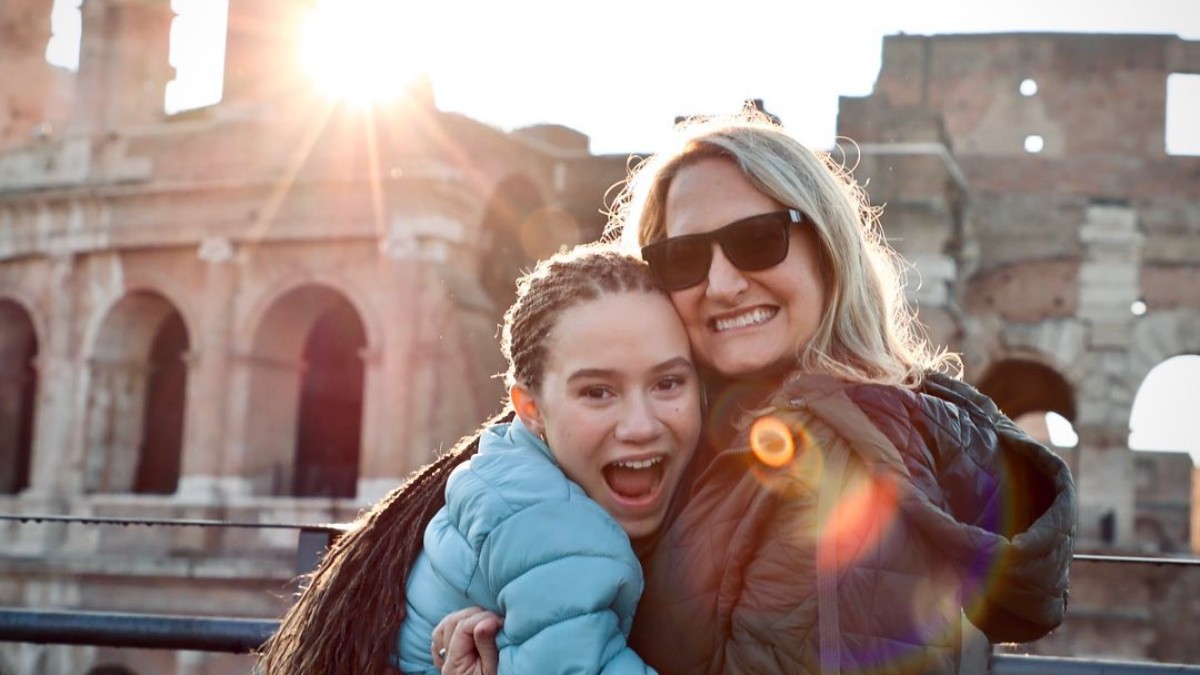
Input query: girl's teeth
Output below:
<box><xmin>614</xmin><ymin>457</ymin><xmax>662</xmax><ymax>470</ymax></box>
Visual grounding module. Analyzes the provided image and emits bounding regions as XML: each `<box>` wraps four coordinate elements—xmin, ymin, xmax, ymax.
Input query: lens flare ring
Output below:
<box><xmin>749</xmin><ymin>415</ymin><xmax>796</xmax><ymax>468</ymax></box>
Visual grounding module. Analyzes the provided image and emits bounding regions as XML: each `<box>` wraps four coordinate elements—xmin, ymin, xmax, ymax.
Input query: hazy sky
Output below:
<box><xmin>48</xmin><ymin>0</ymin><xmax>1200</xmax><ymax>154</ymax></box>
<box><xmin>421</xmin><ymin>0</ymin><xmax>1200</xmax><ymax>154</ymax></box>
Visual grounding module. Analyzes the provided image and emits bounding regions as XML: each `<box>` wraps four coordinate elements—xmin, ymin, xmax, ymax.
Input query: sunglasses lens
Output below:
<box><xmin>721</xmin><ymin>216</ymin><xmax>790</xmax><ymax>271</ymax></box>
<box><xmin>643</xmin><ymin>210</ymin><xmax>801</xmax><ymax>290</ymax></box>
<box><xmin>643</xmin><ymin>238</ymin><xmax>711</xmax><ymax>290</ymax></box>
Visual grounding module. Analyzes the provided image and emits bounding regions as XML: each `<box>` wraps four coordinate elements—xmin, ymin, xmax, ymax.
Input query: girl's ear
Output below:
<box><xmin>510</xmin><ymin>384</ymin><xmax>544</xmax><ymax>437</ymax></box>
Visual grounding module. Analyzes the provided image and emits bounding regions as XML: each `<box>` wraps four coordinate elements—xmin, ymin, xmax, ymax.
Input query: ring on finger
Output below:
<box><xmin>438</xmin><ymin>647</ymin><xmax>447</xmax><ymax>660</ymax></box>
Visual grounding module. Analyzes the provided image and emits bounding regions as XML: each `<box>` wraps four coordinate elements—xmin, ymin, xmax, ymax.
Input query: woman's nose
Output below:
<box><xmin>705</xmin><ymin>244</ymin><xmax>749</xmax><ymax>302</ymax></box>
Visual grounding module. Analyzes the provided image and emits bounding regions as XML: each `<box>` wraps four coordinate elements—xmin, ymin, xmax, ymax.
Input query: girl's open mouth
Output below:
<box><xmin>602</xmin><ymin>456</ymin><xmax>666</xmax><ymax>505</ymax></box>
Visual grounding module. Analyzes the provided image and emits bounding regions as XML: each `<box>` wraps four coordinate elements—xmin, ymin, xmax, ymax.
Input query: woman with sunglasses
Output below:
<box><xmin>439</xmin><ymin>108</ymin><xmax>1076</xmax><ymax>675</ymax></box>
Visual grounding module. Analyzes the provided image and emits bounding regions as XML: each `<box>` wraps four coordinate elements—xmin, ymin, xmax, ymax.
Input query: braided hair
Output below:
<box><xmin>502</xmin><ymin>242</ymin><xmax>663</xmax><ymax>393</ymax></box>
<box><xmin>257</xmin><ymin>242</ymin><xmax>661</xmax><ymax>674</ymax></box>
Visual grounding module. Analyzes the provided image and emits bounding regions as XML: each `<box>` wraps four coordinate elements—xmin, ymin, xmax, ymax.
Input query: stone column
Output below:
<box><xmin>222</xmin><ymin>0</ymin><xmax>309</xmax><ymax>107</ymax></box>
<box><xmin>1073</xmin><ymin>203</ymin><xmax>1144</xmax><ymax>546</ymax></box>
<box><xmin>851</xmin><ymin>141</ymin><xmax>971</xmax><ymax>352</ymax></box>
<box><xmin>354</xmin><ymin>345</ymin><xmax>389</xmax><ymax>503</ymax></box>
<box><xmin>177</xmin><ymin>237</ymin><xmax>239</xmax><ymax>501</ymax></box>
<box><xmin>27</xmin><ymin>254</ymin><xmax>78</xmax><ymax>497</ymax></box>
<box><xmin>71</xmin><ymin>0</ymin><xmax>174</xmax><ymax>133</ymax></box>
<box><xmin>358</xmin><ymin>241</ymin><xmax>422</xmax><ymax>499</ymax></box>
<box><xmin>0</xmin><ymin>0</ymin><xmax>70</xmax><ymax>151</ymax></box>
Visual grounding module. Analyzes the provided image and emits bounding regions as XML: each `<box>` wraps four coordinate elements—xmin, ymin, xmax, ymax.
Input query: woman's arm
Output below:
<box><xmin>915</xmin><ymin>373</ymin><xmax>1077</xmax><ymax>642</ymax></box>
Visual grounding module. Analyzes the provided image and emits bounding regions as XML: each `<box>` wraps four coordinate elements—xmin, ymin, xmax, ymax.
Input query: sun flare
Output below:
<box><xmin>298</xmin><ymin>0</ymin><xmax>430</xmax><ymax>105</ymax></box>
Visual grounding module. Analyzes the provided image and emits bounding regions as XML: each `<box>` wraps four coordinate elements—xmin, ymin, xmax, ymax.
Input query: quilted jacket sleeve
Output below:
<box><xmin>917</xmin><ymin>372</ymin><xmax>1077</xmax><ymax>642</ymax></box>
<box><xmin>467</xmin><ymin>483</ymin><xmax>655</xmax><ymax>675</ymax></box>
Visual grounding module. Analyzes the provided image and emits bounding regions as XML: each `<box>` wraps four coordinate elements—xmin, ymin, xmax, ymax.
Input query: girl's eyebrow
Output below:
<box><xmin>566</xmin><ymin>368</ymin><xmax>617</xmax><ymax>384</ymax></box>
<box><xmin>651</xmin><ymin>356</ymin><xmax>695</xmax><ymax>374</ymax></box>
<box><xmin>566</xmin><ymin>356</ymin><xmax>693</xmax><ymax>384</ymax></box>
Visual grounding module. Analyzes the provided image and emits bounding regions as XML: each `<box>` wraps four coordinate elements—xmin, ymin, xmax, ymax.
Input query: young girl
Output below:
<box><xmin>394</xmin><ymin>243</ymin><xmax>700</xmax><ymax>674</ymax></box>
<box><xmin>257</xmin><ymin>243</ymin><xmax>701</xmax><ymax>674</ymax></box>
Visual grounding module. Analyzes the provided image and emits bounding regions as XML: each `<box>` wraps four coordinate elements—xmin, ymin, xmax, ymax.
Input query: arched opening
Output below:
<box><xmin>1130</xmin><ymin>354</ymin><xmax>1200</xmax><ymax>465</ymax></box>
<box><xmin>977</xmin><ymin>358</ymin><xmax>1078</xmax><ymax>449</ymax></box>
<box><xmin>245</xmin><ymin>285</ymin><xmax>366</xmax><ymax>498</ymax></box>
<box><xmin>1134</xmin><ymin>515</ymin><xmax>1173</xmax><ymax>554</ymax></box>
<box><xmin>0</xmin><ymin>299</ymin><xmax>39</xmax><ymax>494</ymax></box>
<box><xmin>84</xmin><ymin>292</ymin><xmax>189</xmax><ymax>494</ymax></box>
<box><xmin>134</xmin><ymin>311</ymin><xmax>189</xmax><ymax>494</ymax></box>
<box><xmin>478</xmin><ymin>175</ymin><xmax>544</xmax><ymax>315</ymax></box>
<box><xmin>293</xmin><ymin>299</ymin><xmax>366</xmax><ymax>497</ymax></box>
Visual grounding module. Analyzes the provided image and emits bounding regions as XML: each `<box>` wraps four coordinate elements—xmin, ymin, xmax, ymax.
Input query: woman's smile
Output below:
<box><xmin>664</xmin><ymin>157</ymin><xmax>827</xmax><ymax>378</ymax></box>
<box><xmin>710</xmin><ymin>305</ymin><xmax>778</xmax><ymax>333</ymax></box>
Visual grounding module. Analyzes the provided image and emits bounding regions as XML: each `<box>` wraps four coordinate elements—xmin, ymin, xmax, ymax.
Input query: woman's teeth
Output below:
<box><xmin>713</xmin><ymin>307</ymin><xmax>776</xmax><ymax>332</ymax></box>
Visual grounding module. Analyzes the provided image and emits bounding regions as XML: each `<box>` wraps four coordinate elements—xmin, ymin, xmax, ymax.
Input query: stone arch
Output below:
<box><xmin>977</xmin><ymin>357</ymin><xmax>1077</xmax><ymax>422</ymax></box>
<box><xmin>243</xmin><ymin>283</ymin><xmax>367</xmax><ymax>497</ymax></box>
<box><xmin>119</xmin><ymin>271</ymin><xmax>203</xmax><ymax>351</ymax></box>
<box><xmin>977</xmin><ymin>356</ymin><xmax>1079</xmax><ymax>481</ymax></box>
<box><xmin>82</xmin><ymin>291</ymin><xmax>191</xmax><ymax>494</ymax></box>
<box><xmin>0</xmin><ymin>298</ymin><xmax>39</xmax><ymax>494</ymax></box>
<box><xmin>1133</xmin><ymin>515</ymin><xmax>1174</xmax><ymax>554</ymax></box>
<box><xmin>235</xmin><ymin>272</ymin><xmax>379</xmax><ymax>355</ymax></box>
<box><xmin>1130</xmin><ymin>310</ymin><xmax>1200</xmax><ymax>386</ymax></box>
<box><xmin>477</xmin><ymin>174</ymin><xmax>546</xmax><ymax>315</ymax></box>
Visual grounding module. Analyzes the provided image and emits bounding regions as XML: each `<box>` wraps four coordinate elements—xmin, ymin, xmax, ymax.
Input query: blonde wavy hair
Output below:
<box><xmin>607</xmin><ymin>107</ymin><xmax>959</xmax><ymax>387</ymax></box>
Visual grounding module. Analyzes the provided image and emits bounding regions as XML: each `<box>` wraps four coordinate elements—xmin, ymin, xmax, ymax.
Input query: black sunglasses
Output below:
<box><xmin>641</xmin><ymin>209</ymin><xmax>808</xmax><ymax>291</ymax></box>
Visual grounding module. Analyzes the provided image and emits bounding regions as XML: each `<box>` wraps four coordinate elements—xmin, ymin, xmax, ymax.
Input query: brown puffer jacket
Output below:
<box><xmin>628</xmin><ymin>373</ymin><xmax>1076</xmax><ymax>675</ymax></box>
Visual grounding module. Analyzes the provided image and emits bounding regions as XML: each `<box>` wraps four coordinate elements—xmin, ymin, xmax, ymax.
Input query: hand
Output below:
<box><xmin>432</xmin><ymin>606</ymin><xmax>502</xmax><ymax>675</ymax></box>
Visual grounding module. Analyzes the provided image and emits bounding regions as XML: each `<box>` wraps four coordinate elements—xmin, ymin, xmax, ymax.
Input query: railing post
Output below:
<box><xmin>295</xmin><ymin>526</ymin><xmax>338</xmax><ymax>575</ymax></box>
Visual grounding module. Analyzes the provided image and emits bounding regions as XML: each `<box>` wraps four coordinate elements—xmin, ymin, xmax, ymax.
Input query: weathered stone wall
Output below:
<box><xmin>841</xmin><ymin>32</ymin><xmax>1200</xmax><ymax>664</ymax></box>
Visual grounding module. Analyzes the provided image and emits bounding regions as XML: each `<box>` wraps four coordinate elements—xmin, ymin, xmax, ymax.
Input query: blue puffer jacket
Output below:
<box><xmin>394</xmin><ymin>419</ymin><xmax>655</xmax><ymax>674</ymax></box>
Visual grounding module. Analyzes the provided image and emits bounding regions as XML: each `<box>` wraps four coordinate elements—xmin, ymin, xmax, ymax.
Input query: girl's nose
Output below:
<box><xmin>615</xmin><ymin>394</ymin><xmax>662</xmax><ymax>444</ymax></box>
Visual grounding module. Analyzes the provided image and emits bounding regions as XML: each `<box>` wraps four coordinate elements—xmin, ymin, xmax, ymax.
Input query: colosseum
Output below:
<box><xmin>1</xmin><ymin>1</ymin><xmax>1198</xmax><ymax>672</ymax></box>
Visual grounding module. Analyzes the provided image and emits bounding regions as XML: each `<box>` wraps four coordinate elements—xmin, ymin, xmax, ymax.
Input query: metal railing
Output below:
<box><xmin>0</xmin><ymin>607</ymin><xmax>273</xmax><ymax>653</ymax></box>
<box><xmin>3</xmin><ymin>514</ymin><xmax>1199</xmax><ymax>673</ymax></box>
<box><xmin>3</xmin><ymin>607</ymin><xmax>1199</xmax><ymax>673</ymax></box>
<box><xmin>992</xmin><ymin>655</ymin><xmax>1200</xmax><ymax>674</ymax></box>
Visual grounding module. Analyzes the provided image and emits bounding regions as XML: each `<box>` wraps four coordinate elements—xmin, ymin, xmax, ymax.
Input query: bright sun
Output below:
<box><xmin>298</xmin><ymin>0</ymin><xmax>429</xmax><ymax>105</ymax></box>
